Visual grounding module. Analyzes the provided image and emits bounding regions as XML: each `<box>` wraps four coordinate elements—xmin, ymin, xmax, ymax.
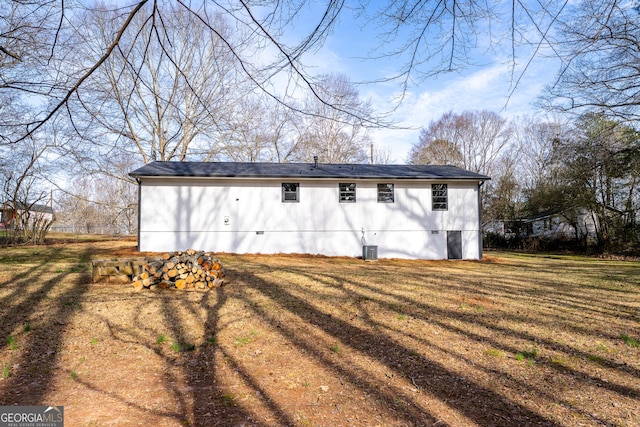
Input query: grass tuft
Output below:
<box><xmin>516</xmin><ymin>348</ymin><xmax>538</xmax><ymax>362</ymax></box>
<box><xmin>235</xmin><ymin>330</ymin><xmax>257</xmax><ymax>347</ymax></box>
<box><xmin>6</xmin><ymin>336</ymin><xmax>18</xmax><ymax>351</ymax></box>
<box><xmin>170</xmin><ymin>342</ymin><xmax>196</xmax><ymax>353</ymax></box>
<box><xmin>235</xmin><ymin>336</ymin><xmax>252</xmax><ymax>347</ymax></box>
<box><xmin>221</xmin><ymin>393</ymin><xmax>236</xmax><ymax>405</ymax></box>
<box><xmin>485</xmin><ymin>348</ymin><xmax>504</xmax><ymax>358</ymax></box>
<box><xmin>587</xmin><ymin>353</ymin><xmax>607</xmax><ymax>365</ymax></box>
<box><xmin>550</xmin><ymin>356</ymin><xmax>568</xmax><ymax>367</ymax></box>
<box><xmin>63</xmin><ymin>300</ymin><xmax>82</xmax><ymax>310</ymax></box>
<box><xmin>620</xmin><ymin>334</ymin><xmax>639</xmax><ymax>347</ymax></box>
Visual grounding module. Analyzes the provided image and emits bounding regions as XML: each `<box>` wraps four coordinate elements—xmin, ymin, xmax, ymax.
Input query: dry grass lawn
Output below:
<box><xmin>0</xmin><ymin>238</ymin><xmax>639</xmax><ymax>426</ymax></box>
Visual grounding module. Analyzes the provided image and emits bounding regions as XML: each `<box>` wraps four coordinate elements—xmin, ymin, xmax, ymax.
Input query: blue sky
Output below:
<box><xmin>106</xmin><ymin>1</ymin><xmax>560</xmax><ymax>164</ymax></box>
<box><xmin>288</xmin><ymin>1</ymin><xmax>562</xmax><ymax>163</ymax></box>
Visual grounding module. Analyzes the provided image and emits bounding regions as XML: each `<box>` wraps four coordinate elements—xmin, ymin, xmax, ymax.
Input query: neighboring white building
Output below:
<box><xmin>524</xmin><ymin>208</ymin><xmax>599</xmax><ymax>243</ymax></box>
<box><xmin>485</xmin><ymin>208</ymin><xmax>599</xmax><ymax>244</ymax></box>
<box><xmin>129</xmin><ymin>161</ymin><xmax>490</xmax><ymax>260</ymax></box>
<box><xmin>0</xmin><ymin>202</ymin><xmax>54</xmax><ymax>230</ymax></box>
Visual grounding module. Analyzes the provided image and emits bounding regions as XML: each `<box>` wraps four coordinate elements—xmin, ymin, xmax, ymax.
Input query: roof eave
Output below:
<box><xmin>130</xmin><ymin>174</ymin><xmax>490</xmax><ymax>181</ymax></box>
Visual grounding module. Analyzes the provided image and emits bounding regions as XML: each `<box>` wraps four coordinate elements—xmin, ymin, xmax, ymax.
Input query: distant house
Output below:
<box><xmin>0</xmin><ymin>202</ymin><xmax>54</xmax><ymax>230</ymax></box>
<box><xmin>486</xmin><ymin>208</ymin><xmax>599</xmax><ymax>244</ymax></box>
<box><xmin>129</xmin><ymin>161</ymin><xmax>490</xmax><ymax>260</ymax></box>
<box><xmin>484</xmin><ymin>219</ymin><xmax>525</xmax><ymax>239</ymax></box>
<box><xmin>524</xmin><ymin>208</ymin><xmax>599</xmax><ymax>243</ymax></box>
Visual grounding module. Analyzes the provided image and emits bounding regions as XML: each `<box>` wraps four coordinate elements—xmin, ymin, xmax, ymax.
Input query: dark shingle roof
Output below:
<box><xmin>130</xmin><ymin>161</ymin><xmax>490</xmax><ymax>181</ymax></box>
<box><xmin>1</xmin><ymin>202</ymin><xmax>54</xmax><ymax>214</ymax></box>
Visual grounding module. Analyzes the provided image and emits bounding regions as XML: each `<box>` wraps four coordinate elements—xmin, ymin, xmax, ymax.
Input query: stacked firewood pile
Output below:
<box><xmin>132</xmin><ymin>249</ymin><xmax>225</xmax><ymax>291</ymax></box>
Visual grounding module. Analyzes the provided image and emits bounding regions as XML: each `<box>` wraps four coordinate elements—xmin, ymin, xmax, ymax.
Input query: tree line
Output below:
<box><xmin>409</xmin><ymin>111</ymin><xmax>640</xmax><ymax>254</ymax></box>
<box><xmin>1</xmin><ymin>1</ymin><xmax>638</xmax><ymax>253</ymax></box>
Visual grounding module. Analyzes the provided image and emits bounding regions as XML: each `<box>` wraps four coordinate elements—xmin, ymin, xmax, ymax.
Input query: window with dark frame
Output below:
<box><xmin>432</xmin><ymin>183</ymin><xmax>448</xmax><ymax>210</ymax></box>
<box><xmin>377</xmin><ymin>183</ymin><xmax>394</xmax><ymax>203</ymax></box>
<box><xmin>339</xmin><ymin>183</ymin><xmax>356</xmax><ymax>202</ymax></box>
<box><xmin>282</xmin><ymin>183</ymin><xmax>299</xmax><ymax>202</ymax></box>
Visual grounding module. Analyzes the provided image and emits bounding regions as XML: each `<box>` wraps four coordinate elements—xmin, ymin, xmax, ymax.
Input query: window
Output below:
<box><xmin>377</xmin><ymin>183</ymin><xmax>394</xmax><ymax>203</ymax></box>
<box><xmin>339</xmin><ymin>183</ymin><xmax>356</xmax><ymax>202</ymax></box>
<box><xmin>432</xmin><ymin>183</ymin><xmax>448</xmax><ymax>210</ymax></box>
<box><xmin>282</xmin><ymin>183</ymin><xmax>299</xmax><ymax>202</ymax></box>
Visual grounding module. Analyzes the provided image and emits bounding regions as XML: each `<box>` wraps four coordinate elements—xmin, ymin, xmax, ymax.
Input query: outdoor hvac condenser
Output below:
<box><xmin>363</xmin><ymin>245</ymin><xmax>378</xmax><ymax>261</ymax></box>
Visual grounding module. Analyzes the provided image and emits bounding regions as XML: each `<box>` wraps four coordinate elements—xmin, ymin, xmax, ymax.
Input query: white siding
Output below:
<box><xmin>138</xmin><ymin>178</ymin><xmax>482</xmax><ymax>259</ymax></box>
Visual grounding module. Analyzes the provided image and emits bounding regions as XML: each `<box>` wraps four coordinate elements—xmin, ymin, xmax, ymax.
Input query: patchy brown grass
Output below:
<box><xmin>0</xmin><ymin>239</ymin><xmax>639</xmax><ymax>426</ymax></box>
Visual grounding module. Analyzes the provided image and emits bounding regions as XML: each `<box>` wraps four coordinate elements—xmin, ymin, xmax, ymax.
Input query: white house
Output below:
<box><xmin>524</xmin><ymin>209</ymin><xmax>599</xmax><ymax>243</ymax></box>
<box><xmin>0</xmin><ymin>202</ymin><xmax>54</xmax><ymax>230</ymax></box>
<box><xmin>485</xmin><ymin>208</ymin><xmax>599</xmax><ymax>244</ymax></box>
<box><xmin>129</xmin><ymin>161</ymin><xmax>490</xmax><ymax>260</ymax></box>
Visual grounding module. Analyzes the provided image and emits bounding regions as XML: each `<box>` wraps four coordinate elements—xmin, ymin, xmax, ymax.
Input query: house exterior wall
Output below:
<box><xmin>137</xmin><ymin>177</ymin><xmax>482</xmax><ymax>259</ymax></box>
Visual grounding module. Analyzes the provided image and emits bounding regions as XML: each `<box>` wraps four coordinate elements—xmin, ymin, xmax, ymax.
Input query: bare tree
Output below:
<box><xmin>2</xmin><ymin>0</ymin><xmax>380</xmax><ymax>146</ymax></box>
<box><xmin>2</xmin><ymin>0</ymin><xmax>583</xmax><ymax>147</ymax></box>
<box><xmin>408</xmin><ymin>137</ymin><xmax>464</xmax><ymax>166</ymax></box>
<box><xmin>521</xmin><ymin>114</ymin><xmax>640</xmax><ymax>251</ymax></box>
<box><xmin>484</xmin><ymin>151</ymin><xmax>523</xmax><ymax>222</ymax></box>
<box><xmin>409</xmin><ymin>110</ymin><xmax>514</xmax><ymax>226</ymax></box>
<box><xmin>559</xmin><ymin>114</ymin><xmax>640</xmax><ymax>248</ymax></box>
<box><xmin>408</xmin><ymin>110</ymin><xmax>511</xmax><ymax>176</ymax></box>
<box><xmin>55</xmin><ymin>170</ymin><xmax>137</xmax><ymax>235</ymax></box>
<box><xmin>288</xmin><ymin>74</ymin><xmax>373</xmax><ymax>163</ymax></box>
<box><xmin>64</xmin><ymin>3</ymin><xmax>243</xmax><ymax>165</ymax></box>
<box><xmin>55</xmin><ymin>178</ymin><xmax>105</xmax><ymax>234</ymax></box>
<box><xmin>0</xmin><ymin>1</ymin><xmax>61</xmax><ymax>144</ymax></box>
<box><xmin>0</xmin><ymin>1</ymin><xmax>57</xmax><ymax>90</ymax></box>
<box><xmin>0</xmin><ymin>134</ymin><xmax>54</xmax><ymax>244</ymax></box>
<box><xmin>511</xmin><ymin>115</ymin><xmax>567</xmax><ymax>191</ymax></box>
<box><xmin>371</xmin><ymin>143</ymin><xmax>393</xmax><ymax>164</ymax></box>
<box><xmin>215</xmin><ymin>97</ymin><xmax>288</xmax><ymax>162</ymax></box>
<box><xmin>540</xmin><ymin>0</ymin><xmax>640</xmax><ymax>122</ymax></box>
<box><xmin>351</xmin><ymin>0</ymin><xmax>568</xmax><ymax>95</ymax></box>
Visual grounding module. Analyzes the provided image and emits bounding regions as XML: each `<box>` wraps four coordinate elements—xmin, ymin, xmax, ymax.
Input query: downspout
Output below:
<box><xmin>135</xmin><ymin>177</ymin><xmax>141</xmax><ymax>251</ymax></box>
<box><xmin>478</xmin><ymin>180</ymin><xmax>485</xmax><ymax>260</ymax></box>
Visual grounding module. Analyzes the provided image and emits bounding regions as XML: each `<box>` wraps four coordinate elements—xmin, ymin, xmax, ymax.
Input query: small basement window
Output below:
<box><xmin>339</xmin><ymin>183</ymin><xmax>356</xmax><ymax>202</ymax></box>
<box><xmin>377</xmin><ymin>183</ymin><xmax>394</xmax><ymax>203</ymax></box>
<box><xmin>282</xmin><ymin>183</ymin><xmax>299</xmax><ymax>202</ymax></box>
<box><xmin>432</xmin><ymin>183</ymin><xmax>448</xmax><ymax>210</ymax></box>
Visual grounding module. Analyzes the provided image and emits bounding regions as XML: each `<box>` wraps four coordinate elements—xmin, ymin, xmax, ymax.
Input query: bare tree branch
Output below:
<box><xmin>15</xmin><ymin>0</ymin><xmax>148</xmax><ymax>143</ymax></box>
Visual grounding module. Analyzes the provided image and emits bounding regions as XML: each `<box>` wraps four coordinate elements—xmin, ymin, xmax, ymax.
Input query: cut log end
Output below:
<box><xmin>120</xmin><ymin>250</ymin><xmax>224</xmax><ymax>292</ymax></box>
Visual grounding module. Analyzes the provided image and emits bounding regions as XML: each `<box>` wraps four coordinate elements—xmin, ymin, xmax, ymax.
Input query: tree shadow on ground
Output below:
<box><xmin>224</xmin><ymin>266</ymin><xmax>561</xmax><ymax>426</ymax></box>
<box><xmin>0</xmin><ymin>248</ymin><xmax>94</xmax><ymax>405</ymax></box>
<box><xmin>2</xmin><ymin>244</ymin><xmax>638</xmax><ymax>426</ymax></box>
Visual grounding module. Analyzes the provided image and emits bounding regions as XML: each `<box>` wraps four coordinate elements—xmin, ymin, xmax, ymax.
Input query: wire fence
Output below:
<box><xmin>50</xmin><ymin>224</ymin><xmax>136</xmax><ymax>235</ymax></box>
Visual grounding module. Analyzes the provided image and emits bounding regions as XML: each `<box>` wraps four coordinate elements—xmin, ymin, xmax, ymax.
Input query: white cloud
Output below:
<box><xmin>268</xmin><ymin>5</ymin><xmax>561</xmax><ymax>164</ymax></box>
<box><xmin>367</xmin><ymin>56</ymin><xmax>557</xmax><ymax>162</ymax></box>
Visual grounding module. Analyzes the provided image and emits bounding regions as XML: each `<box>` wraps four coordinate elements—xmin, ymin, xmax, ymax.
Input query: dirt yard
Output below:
<box><xmin>0</xmin><ymin>238</ymin><xmax>638</xmax><ymax>426</ymax></box>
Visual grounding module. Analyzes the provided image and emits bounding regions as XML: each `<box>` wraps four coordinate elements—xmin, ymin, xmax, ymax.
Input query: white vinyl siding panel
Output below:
<box><xmin>138</xmin><ymin>178</ymin><xmax>481</xmax><ymax>259</ymax></box>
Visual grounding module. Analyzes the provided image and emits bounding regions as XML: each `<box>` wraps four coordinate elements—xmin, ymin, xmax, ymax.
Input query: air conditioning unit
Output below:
<box><xmin>362</xmin><ymin>245</ymin><xmax>378</xmax><ymax>261</ymax></box>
